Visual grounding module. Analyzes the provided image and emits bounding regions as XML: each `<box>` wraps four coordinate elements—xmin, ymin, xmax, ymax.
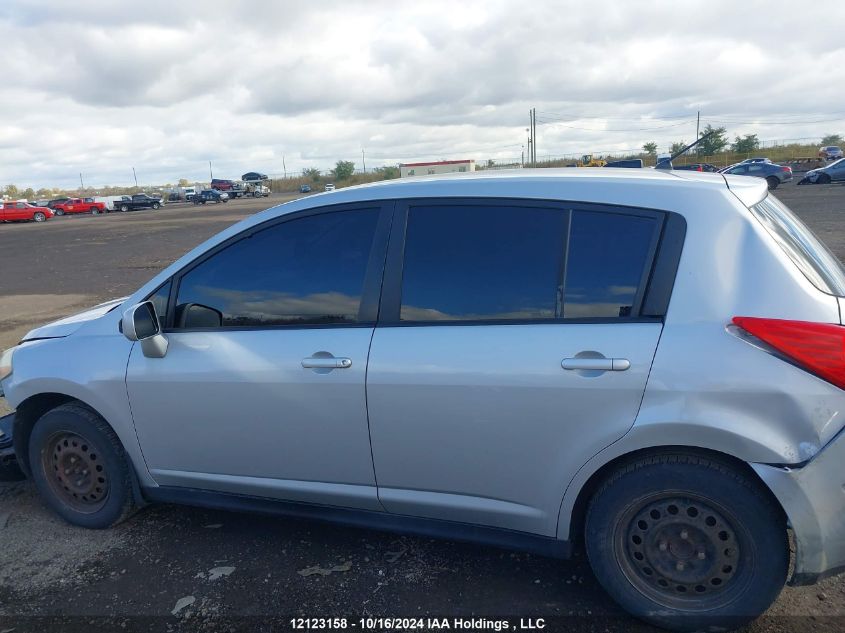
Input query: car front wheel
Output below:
<box><xmin>152</xmin><ymin>203</ymin><xmax>161</xmax><ymax>210</ymax></box>
<box><xmin>28</xmin><ymin>403</ymin><xmax>136</xmax><ymax>529</ymax></box>
<box><xmin>585</xmin><ymin>453</ymin><xmax>787</xmax><ymax>631</ymax></box>
<box><xmin>120</xmin><ymin>204</ymin><xmax>130</xmax><ymax>212</ymax></box>
<box><xmin>765</xmin><ymin>176</ymin><xmax>779</xmax><ymax>190</ymax></box>
<box><xmin>33</xmin><ymin>212</ymin><xmax>46</xmax><ymax>222</ymax></box>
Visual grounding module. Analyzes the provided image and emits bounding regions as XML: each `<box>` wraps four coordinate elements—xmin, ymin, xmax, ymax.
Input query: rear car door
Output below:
<box><xmin>366</xmin><ymin>199</ymin><xmax>675</xmax><ymax>535</ymax></box>
<box><xmin>126</xmin><ymin>203</ymin><xmax>392</xmax><ymax>510</ymax></box>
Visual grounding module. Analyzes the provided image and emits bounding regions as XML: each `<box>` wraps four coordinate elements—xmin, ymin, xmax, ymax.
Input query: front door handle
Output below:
<box><xmin>302</xmin><ymin>356</ymin><xmax>352</xmax><ymax>369</ymax></box>
<box><xmin>561</xmin><ymin>358</ymin><xmax>630</xmax><ymax>371</ymax></box>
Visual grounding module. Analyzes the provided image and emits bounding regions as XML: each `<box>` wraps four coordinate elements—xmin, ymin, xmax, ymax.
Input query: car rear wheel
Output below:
<box><xmin>585</xmin><ymin>453</ymin><xmax>787</xmax><ymax>631</ymax></box>
<box><xmin>33</xmin><ymin>212</ymin><xmax>46</xmax><ymax>222</ymax></box>
<box><xmin>28</xmin><ymin>403</ymin><xmax>136</xmax><ymax>529</ymax></box>
<box><xmin>120</xmin><ymin>204</ymin><xmax>130</xmax><ymax>212</ymax></box>
<box><xmin>152</xmin><ymin>202</ymin><xmax>161</xmax><ymax>210</ymax></box>
<box><xmin>54</xmin><ymin>209</ymin><xmax>64</xmax><ymax>216</ymax></box>
<box><xmin>765</xmin><ymin>176</ymin><xmax>779</xmax><ymax>190</ymax></box>
<box><xmin>91</xmin><ymin>208</ymin><xmax>100</xmax><ymax>215</ymax></box>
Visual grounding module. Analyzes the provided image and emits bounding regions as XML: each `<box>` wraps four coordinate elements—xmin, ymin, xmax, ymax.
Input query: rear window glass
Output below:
<box><xmin>749</xmin><ymin>196</ymin><xmax>845</xmax><ymax>295</ymax></box>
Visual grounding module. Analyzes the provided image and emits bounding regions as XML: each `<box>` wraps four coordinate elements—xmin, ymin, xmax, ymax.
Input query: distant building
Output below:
<box><xmin>399</xmin><ymin>159</ymin><xmax>475</xmax><ymax>178</ymax></box>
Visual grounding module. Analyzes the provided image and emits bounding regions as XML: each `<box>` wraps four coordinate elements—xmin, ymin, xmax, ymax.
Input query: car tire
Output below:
<box><xmin>585</xmin><ymin>453</ymin><xmax>788</xmax><ymax>632</ymax></box>
<box><xmin>765</xmin><ymin>176</ymin><xmax>779</xmax><ymax>190</ymax></box>
<box><xmin>819</xmin><ymin>173</ymin><xmax>832</xmax><ymax>184</ymax></box>
<box><xmin>120</xmin><ymin>204</ymin><xmax>130</xmax><ymax>212</ymax></box>
<box><xmin>33</xmin><ymin>212</ymin><xmax>46</xmax><ymax>222</ymax></box>
<box><xmin>152</xmin><ymin>203</ymin><xmax>161</xmax><ymax>210</ymax></box>
<box><xmin>28</xmin><ymin>403</ymin><xmax>136</xmax><ymax>529</ymax></box>
<box><xmin>91</xmin><ymin>208</ymin><xmax>100</xmax><ymax>215</ymax></box>
<box><xmin>54</xmin><ymin>209</ymin><xmax>64</xmax><ymax>216</ymax></box>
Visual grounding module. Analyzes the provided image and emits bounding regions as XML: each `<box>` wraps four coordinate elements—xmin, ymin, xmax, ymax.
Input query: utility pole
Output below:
<box><xmin>132</xmin><ymin>167</ymin><xmax>138</xmax><ymax>187</ymax></box>
<box><xmin>79</xmin><ymin>173</ymin><xmax>84</xmax><ymax>190</ymax></box>
<box><xmin>696</xmin><ymin>111</ymin><xmax>700</xmax><ymax>140</ymax></box>
<box><xmin>532</xmin><ymin>107</ymin><xmax>537</xmax><ymax>164</ymax></box>
<box><xmin>209</xmin><ymin>161</ymin><xmax>213</xmax><ymax>180</ymax></box>
<box><xmin>283</xmin><ymin>155</ymin><xmax>287</xmax><ymax>179</ymax></box>
<box><xmin>521</xmin><ymin>145</ymin><xmax>525</xmax><ymax>167</ymax></box>
<box><xmin>362</xmin><ymin>149</ymin><xmax>366</xmax><ymax>173</ymax></box>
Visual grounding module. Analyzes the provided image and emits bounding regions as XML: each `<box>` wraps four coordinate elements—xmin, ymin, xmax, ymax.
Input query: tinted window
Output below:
<box><xmin>174</xmin><ymin>210</ymin><xmax>380</xmax><ymax>328</ymax></box>
<box><xmin>148</xmin><ymin>281</ymin><xmax>171</xmax><ymax>323</ymax></box>
<box><xmin>400</xmin><ymin>205</ymin><xmax>566</xmax><ymax>321</ymax></box>
<box><xmin>749</xmin><ymin>196</ymin><xmax>845</xmax><ymax>295</ymax></box>
<box><xmin>564</xmin><ymin>211</ymin><xmax>657</xmax><ymax>318</ymax></box>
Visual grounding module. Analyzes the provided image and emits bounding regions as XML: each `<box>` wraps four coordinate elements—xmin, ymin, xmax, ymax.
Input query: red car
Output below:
<box><xmin>1</xmin><ymin>201</ymin><xmax>53</xmax><ymax>223</ymax></box>
<box><xmin>52</xmin><ymin>197</ymin><xmax>106</xmax><ymax>215</ymax></box>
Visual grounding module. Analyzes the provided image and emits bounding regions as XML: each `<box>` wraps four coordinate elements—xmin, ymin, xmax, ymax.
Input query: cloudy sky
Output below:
<box><xmin>2</xmin><ymin>0</ymin><xmax>844</xmax><ymax>189</ymax></box>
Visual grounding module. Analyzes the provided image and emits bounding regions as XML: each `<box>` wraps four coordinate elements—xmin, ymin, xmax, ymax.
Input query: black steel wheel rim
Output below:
<box><xmin>41</xmin><ymin>431</ymin><xmax>109</xmax><ymax>513</ymax></box>
<box><xmin>614</xmin><ymin>493</ymin><xmax>753</xmax><ymax>611</ymax></box>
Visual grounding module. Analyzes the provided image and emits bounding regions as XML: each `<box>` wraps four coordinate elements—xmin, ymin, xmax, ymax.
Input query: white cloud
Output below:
<box><xmin>1</xmin><ymin>0</ymin><xmax>844</xmax><ymax>189</ymax></box>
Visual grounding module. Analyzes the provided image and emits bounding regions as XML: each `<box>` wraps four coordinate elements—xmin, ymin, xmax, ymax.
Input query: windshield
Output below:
<box><xmin>749</xmin><ymin>195</ymin><xmax>845</xmax><ymax>295</ymax></box>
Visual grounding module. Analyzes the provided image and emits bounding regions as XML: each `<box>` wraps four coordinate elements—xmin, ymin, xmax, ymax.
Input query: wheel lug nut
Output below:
<box><xmin>676</xmin><ymin>561</ymin><xmax>685</xmax><ymax>571</ymax></box>
<box><xmin>658</xmin><ymin>541</ymin><xmax>668</xmax><ymax>551</ymax></box>
<box><xmin>680</xmin><ymin>529</ymin><xmax>689</xmax><ymax>540</ymax></box>
<box><xmin>697</xmin><ymin>550</ymin><xmax>706</xmax><ymax>560</ymax></box>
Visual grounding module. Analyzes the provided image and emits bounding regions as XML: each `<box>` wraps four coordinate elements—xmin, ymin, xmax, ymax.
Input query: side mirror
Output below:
<box><xmin>122</xmin><ymin>301</ymin><xmax>168</xmax><ymax>358</ymax></box>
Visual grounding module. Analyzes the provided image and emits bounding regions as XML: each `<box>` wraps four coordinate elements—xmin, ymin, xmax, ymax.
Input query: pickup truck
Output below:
<box><xmin>51</xmin><ymin>197</ymin><xmax>106</xmax><ymax>215</ymax></box>
<box><xmin>115</xmin><ymin>194</ymin><xmax>163</xmax><ymax>212</ymax></box>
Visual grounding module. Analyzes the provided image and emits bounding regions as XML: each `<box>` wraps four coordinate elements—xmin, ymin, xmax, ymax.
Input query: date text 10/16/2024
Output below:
<box><xmin>291</xmin><ymin>617</ymin><xmax>546</xmax><ymax>631</ymax></box>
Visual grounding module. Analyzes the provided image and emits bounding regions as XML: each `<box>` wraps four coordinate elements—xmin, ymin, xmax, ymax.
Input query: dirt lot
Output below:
<box><xmin>1</xmin><ymin>182</ymin><xmax>845</xmax><ymax>632</ymax></box>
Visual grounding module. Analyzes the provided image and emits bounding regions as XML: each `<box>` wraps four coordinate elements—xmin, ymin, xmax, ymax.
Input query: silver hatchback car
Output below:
<box><xmin>3</xmin><ymin>169</ymin><xmax>845</xmax><ymax>630</ymax></box>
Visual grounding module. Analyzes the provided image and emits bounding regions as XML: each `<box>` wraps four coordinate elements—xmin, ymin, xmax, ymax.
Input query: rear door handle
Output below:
<box><xmin>561</xmin><ymin>358</ymin><xmax>630</xmax><ymax>371</ymax></box>
<box><xmin>302</xmin><ymin>357</ymin><xmax>352</xmax><ymax>369</ymax></box>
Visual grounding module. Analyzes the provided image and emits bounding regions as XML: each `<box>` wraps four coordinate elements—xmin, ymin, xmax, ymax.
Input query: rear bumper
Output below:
<box><xmin>752</xmin><ymin>429</ymin><xmax>845</xmax><ymax>585</ymax></box>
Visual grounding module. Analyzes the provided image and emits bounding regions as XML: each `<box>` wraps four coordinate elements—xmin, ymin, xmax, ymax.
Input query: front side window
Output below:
<box><xmin>173</xmin><ymin>209</ymin><xmax>380</xmax><ymax>328</ymax></box>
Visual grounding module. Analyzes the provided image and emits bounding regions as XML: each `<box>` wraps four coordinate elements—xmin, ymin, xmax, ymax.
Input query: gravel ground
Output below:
<box><xmin>1</xmin><ymin>181</ymin><xmax>844</xmax><ymax>632</ymax></box>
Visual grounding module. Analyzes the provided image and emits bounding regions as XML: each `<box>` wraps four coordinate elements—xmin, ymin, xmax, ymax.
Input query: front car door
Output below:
<box><xmin>126</xmin><ymin>203</ymin><xmax>392</xmax><ymax>510</ymax></box>
<box><xmin>366</xmin><ymin>199</ymin><xmax>672</xmax><ymax>535</ymax></box>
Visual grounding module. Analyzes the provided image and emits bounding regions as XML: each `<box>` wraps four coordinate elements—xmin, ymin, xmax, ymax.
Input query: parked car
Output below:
<box><xmin>46</xmin><ymin>197</ymin><xmax>69</xmax><ymax>209</ymax></box>
<box><xmin>193</xmin><ymin>189</ymin><xmax>229</xmax><ymax>204</ymax></box>
<box><xmin>242</xmin><ymin>172</ymin><xmax>269</xmax><ymax>182</ymax></box>
<box><xmin>818</xmin><ymin>146</ymin><xmax>843</xmax><ymax>161</ymax></box>
<box><xmin>0</xmin><ymin>200</ymin><xmax>53</xmax><ymax>222</ymax></box>
<box><xmin>738</xmin><ymin>157</ymin><xmax>772</xmax><ymax>165</ymax></box>
<box><xmin>798</xmin><ymin>157</ymin><xmax>845</xmax><ymax>185</ymax></box>
<box><xmin>672</xmin><ymin>163</ymin><xmax>718</xmax><ymax>172</ymax></box>
<box><xmin>719</xmin><ymin>161</ymin><xmax>792</xmax><ymax>189</ymax></box>
<box><xmin>299</xmin><ymin>184</ymin><xmax>312</xmax><ymax>193</ymax></box>
<box><xmin>114</xmin><ymin>194</ymin><xmax>163</xmax><ymax>212</ymax></box>
<box><xmin>5</xmin><ymin>170</ymin><xmax>845</xmax><ymax>631</ymax></box>
<box><xmin>51</xmin><ymin>197</ymin><xmax>107</xmax><ymax>216</ymax></box>
<box><xmin>324</xmin><ymin>183</ymin><xmax>335</xmax><ymax>191</ymax></box>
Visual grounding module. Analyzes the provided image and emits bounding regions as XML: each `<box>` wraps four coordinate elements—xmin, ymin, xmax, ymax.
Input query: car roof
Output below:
<box><xmin>286</xmin><ymin>167</ymin><xmax>765</xmax><ymax>212</ymax></box>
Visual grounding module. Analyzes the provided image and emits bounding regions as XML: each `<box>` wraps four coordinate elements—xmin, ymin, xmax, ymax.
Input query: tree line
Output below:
<box><xmin>642</xmin><ymin>131</ymin><xmax>843</xmax><ymax>158</ymax></box>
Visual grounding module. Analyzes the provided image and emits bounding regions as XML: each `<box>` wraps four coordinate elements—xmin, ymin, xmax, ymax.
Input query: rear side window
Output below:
<box><xmin>400</xmin><ymin>205</ymin><xmax>566</xmax><ymax>321</ymax></box>
<box><xmin>398</xmin><ymin>204</ymin><xmax>659</xmax><ymax>322</ymax></box>
<box><xmin>749</xmin><ymin>196</ymin><xmax>845</xmax><ymax>295</ymax></box>
<box><xmin>565</xmin><ymin>211</ymin><xmax>658</xmax><ymax>318</ymax></box>
<box><xmin>174</xmin><ymin>209</ymin><xmax>380</xmax><ymax>328</ymax></box>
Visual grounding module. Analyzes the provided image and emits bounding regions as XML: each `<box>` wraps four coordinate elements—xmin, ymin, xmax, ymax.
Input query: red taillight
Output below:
<box><xmin>781</xmin><ymin>166</ymin><xmax>792</xmax><ymax>173</ymax></box>
<box><xmin>733</xmin><ymin>317</ymin><xmax>845</xmax><ymax>390</ymax></box>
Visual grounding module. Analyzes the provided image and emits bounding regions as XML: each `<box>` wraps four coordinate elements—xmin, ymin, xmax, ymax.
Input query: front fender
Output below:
<box><xmin>4</xmin><ymin>335</ymin><xmax>156</xmax><ymax>488</ymax></box>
